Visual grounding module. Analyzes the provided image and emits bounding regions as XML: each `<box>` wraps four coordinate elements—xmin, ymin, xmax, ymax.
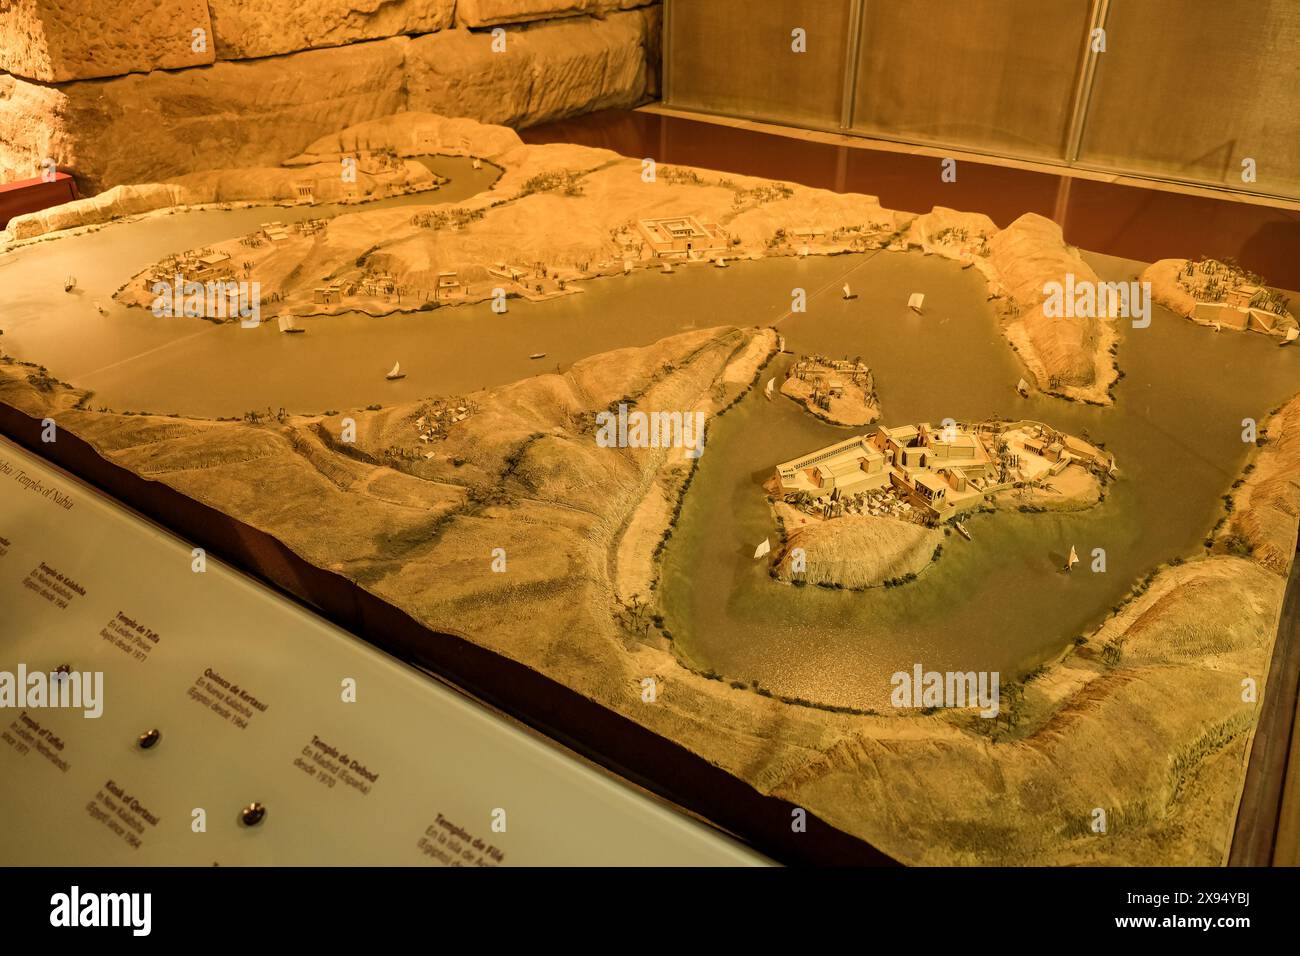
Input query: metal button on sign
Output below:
<box><xmin>137</xmin><ymin>728</ymin><xmax>161</xmax><ymax>750</ymax></box>
<box><xmin>240</xmin><ymin>803</ymin><xmax>267</xmax><ymax>827</ymax></box>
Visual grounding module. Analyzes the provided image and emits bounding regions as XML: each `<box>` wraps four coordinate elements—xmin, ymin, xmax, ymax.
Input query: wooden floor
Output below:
<box><xmin>523</xmin><ymin>107</ymin><xmax>1300</xmax><ymax>292</ymax></box>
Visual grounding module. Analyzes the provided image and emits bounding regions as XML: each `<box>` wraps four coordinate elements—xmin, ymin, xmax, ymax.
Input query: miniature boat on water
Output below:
<box><xmin>908</xmin><ymin>292</ymin><xmax>925</xmax><ymax>313</ymax></box>
<box><xmin>623</xmin><ymin>260</ymin><xmax>633</xmax><ymax>275</ymax></box>
<box><xmin>777</xmin><ymin>334</ymin><xmax>786</xmax><ymax>353</ymax></box>
<box><xmin>1212</xmin><ymin>321</ymin><xmax>1222</xmax><ymax>332</ymax></box>
<box><xmin>277</xmin><ymin>314</ymin><xmax>304</xmax><ymax>334</ymax></box>
<box><xmin>661</xmin><ymin>262</ymin><xmax>675</xmax><ymax>275</ymax></box>
<box><xmin>764</xmin><ymin>377</ymin><xmax>775</xmax><ymax>400</ymax></box>
<box><xmin>1065</xmin><ymin>545</ymin><xmax>1079</xmax><ymax>572</ymax></box>
<box><xmin>714</xmin><ymin>256</ymin><xmax>728</xmax><ymax>268</ymax></box>
<box><xmin>472</xmin><ymin>157</ymin><xmax>483</xmax><ymax>170</ymax></box>
<box><xmin>1016</xmin><ymin>377</ymin><xmax>1030</xmax><ymax>397</ymax></box>
<box><xmin>1280</xmin><ymin>327</ymin><xmax>1299</xmax><ymax>346</ymax></box>
<box><xmin>529</xmin><ymin>352</ymin><xmax>546</xmax><ymax>360</ymax></box>
<box><xmin>753</xmin><ymin>538</ymin><xmax>771</xmax><ymax>559</ymax></box>
<box><xmin>64</xmin><ymin>276</ymin><xmax>76</xmax><ymax>292</ymax></box>
<box><xmin>386</xmin><ymin>361</ymin><xmax>405</xmax><ymax>380</ymax></box>
<box><xmin>954</xmin><ymin>521</ymin><xmax>971</xmax><ymax>541</ymax></box>
<box><xmin>842</xmin><ymin>283</ymin><xmax>857</xmax><ymax>300</ymax></box>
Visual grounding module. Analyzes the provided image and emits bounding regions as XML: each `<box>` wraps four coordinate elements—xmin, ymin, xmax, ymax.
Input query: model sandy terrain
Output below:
<box><xmin>1</xmin><ymin>114</ymin><xmax>1292</xmax><ymax>864</ymax></box>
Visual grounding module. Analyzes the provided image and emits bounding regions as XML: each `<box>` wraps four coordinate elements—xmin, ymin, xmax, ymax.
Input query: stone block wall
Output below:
<box><xmin>0</xmin><ymin>0</ymin><xmax>660</xmax><ymax>191</ymax></box>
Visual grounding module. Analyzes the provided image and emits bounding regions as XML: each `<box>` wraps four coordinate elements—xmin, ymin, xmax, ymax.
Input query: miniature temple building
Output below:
<box><xmin>313</xmin><ymin>284</ymin><xmax>343</xmax><ymax>305</ymax></box>
<box><xmin>774</xmin><ymin>421</ymin><xmax>1092</xmax><ymax>522</ymax></box>
<box><xmin>635</xmin><ymin>216</ymin><xmax>727</xmax><ymax>258</ymax></box>
<box><xmin>260</xmin><ymin>222</ymin><xmax>291</xmax><ymax>243</ymax></box>
<box><xmin>488</xmin><ymin>263</ymin><xmax>526</xmax><ymax>283</ymax></box>
<box><xmin>437</xmin><ymin>271</ymin><xmax>462</xmax><ymax>299</ymax></box>
<box><xmin>193</xmin><ymin>252</ymin><xmax>233</xmax><ymax>281</ymax></box>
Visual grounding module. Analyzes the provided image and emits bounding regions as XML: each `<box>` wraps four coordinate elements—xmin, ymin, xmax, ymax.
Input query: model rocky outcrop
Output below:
<box><xmin>985</xmin><ymin>213</ymin><xmax>1116</xmax><ymax>404</ymax></box>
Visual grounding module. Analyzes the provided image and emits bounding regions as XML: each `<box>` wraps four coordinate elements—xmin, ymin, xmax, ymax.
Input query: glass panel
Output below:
<box><xmin>850</xmin><ymin>0</ymin><xmax>1093</xmax><ymax>160</ymax></box>
<box><xmin>1079</xmin><ymin>0</ymin><xmax>1300</xmax><ymax>199</ymax></box>
<box><xmin>665</xmin><ymin>0</ymin><xmax>851</xmax><ymax>129</ymax></box>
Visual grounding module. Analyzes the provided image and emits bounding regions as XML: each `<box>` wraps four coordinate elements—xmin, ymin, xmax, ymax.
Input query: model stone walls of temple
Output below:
<box><xmin>0</xmin><ymin>0</ymin><xmax>661</xmax><ymax>191</ymax></box>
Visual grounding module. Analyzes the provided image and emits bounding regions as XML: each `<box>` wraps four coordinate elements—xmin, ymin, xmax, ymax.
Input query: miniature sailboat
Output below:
<box><xmin>955</xmin><ymin>521</ymin><xmax>971</xmax><ymax>541</ymax></box>
<box><xmin>800</xmin><ymin>245</ymin><xmax>810</xmax><ymax>257</ymax></box>
<box><xmin>714</xmin><ymin>256</ymin><xmax>728</xmax><ymax>268</ymax></box>
<box><xmin>386</xmin><ymin>361</ymin><xmax>405</xmax><ymax>380</ymax></box>
<box><xmin>1065</xmin><ymin>545</ymin><xmax>1079</xmax><ymax>572</ymax></box>
<box><xmin>764</xmin><ymin>377</ymin><xmax>775</xmax><ymax>400</ymax></box>
<box><xmin>1212</xmin><ymin>321</ymin><xmax>1222</xmax><ymax>332</ymax></box>
<box><xmin>908</xmin><ymin>292</ymin><xmax>925</xmax><ymax>313</ymax></box>
<box><xmin>529</xmin><ymin>352</ymin><xmax>546</xmax><ymax>360</ymax></box>
<box><xmin>1280</xmin><ymin>327</ymin><xmax>1299</xmax><ymax>346</ymax></box>
<box><xmin>662</xmin><ymin>262</ymin><xmax>674</xmax><ymax>275</ymax></box>
<box><xmin>776</xmin><ymin>334</ymin><xmax>786</xmax><ymax>353</ymax></box>
<box><xmin>1016</xmin><ymin>377</ymin><xmax>1030</xmax><ymax>397</ymax></box>
<box><xmin>472</xmin><ymin>157</ymin><xmax>483</xmax><ymax>170</ymax></box>
<box><xmin>64</xmin><ymin>276</ymin><xmax>76</xmax><ymax>293</ymax></box>
<box><xmin>277</xmin><ymin>314</ymin><xmax>304</xmax><ymax>334</ymax></box>
<box><xmin>842</xmin><ymin>283</ymin><xmax>857</xmax><ymax>300</ymax></box>
<box><xmin>623</xmin><ymin>260</ymin><xmax>633</xmax><ymax>275</ymax></box>
<box><xmin>753</xmin><ymin>538</ymin><xmax>771</xmax><ymax>560</ymax></box>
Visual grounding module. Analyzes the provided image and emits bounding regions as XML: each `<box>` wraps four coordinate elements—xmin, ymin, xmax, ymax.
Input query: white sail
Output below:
<box><xmin>1067</xmin><ymin>545</ymin><xmax>1079</xmax><ymax>569</ymax></box>
<box><xmin>1017</xmin><ymin>377</ymin><xmax>1030</xmax><ymax>395</ymax></box>
<box><xmin>387</xmin><ymin>361</ymin><xmax>402</xmax><ymax>379</ymax></box>
<box><xmin>764</xmin><ymin>377</ymin><xmax>775</xmax><ymax>398</ymax></box>
<box><xmin>715</xmin><ymin>256</ymin><xmax>727</xmax><ymax>268</ymax></box>
<box><xmin>662</xmin><ymin>262</ymin><xmax>674</xmax><ymax>274</ymax></box>
<box><xmin>753</xmin><ymin>538</ymin><xmax>771</xmax><ymax>559</ymax></box>
<box><xmin>472</xmin><ymin>157</ymin><xmax>482</xmax><ymax>170</ymax></box>
<box><xmin>842</xmin><ymin>283</ymin><xmax>852</xmax><ymax>299</ymax></box>
<box><xmin>908</xmin><ymin>292</ymin><xmax>925</xmax><ymax>312</ymax></box>
<box><xmin>277</xmin><ymin>314</ymin><xmax>295</xmax><ymax>333</ymax></box>
<box><xmin>1287</xmin><ymin>327</ymin><xmax>1299</xmax><ymax>342</ymax></box>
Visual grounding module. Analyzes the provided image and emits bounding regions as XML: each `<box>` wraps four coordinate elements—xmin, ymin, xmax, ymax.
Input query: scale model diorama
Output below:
<box><xmin>2</xmin><ymin>52</ymin><xmax>1297</xmax><ymax>864</ymax></box>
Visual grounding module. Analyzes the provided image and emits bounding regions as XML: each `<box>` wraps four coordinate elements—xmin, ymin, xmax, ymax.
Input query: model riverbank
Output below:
<box><xmin>2</xmin><ymin>111</ymin><xmax>1116</xmax><ymax>407</ymax></box>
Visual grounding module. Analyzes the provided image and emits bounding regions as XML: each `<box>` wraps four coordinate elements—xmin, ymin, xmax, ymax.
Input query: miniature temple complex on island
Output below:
<box><xmin>775</xmin><ymin>421</ymin><xmax>1113</xmax><ymax>522</ymax></box>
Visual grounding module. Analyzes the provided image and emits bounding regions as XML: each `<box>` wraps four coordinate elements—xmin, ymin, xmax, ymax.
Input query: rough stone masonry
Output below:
<box><xmin>0</xmin><ymin>0</ymin><xmax>661</xmax><ymax>191</ymax></box>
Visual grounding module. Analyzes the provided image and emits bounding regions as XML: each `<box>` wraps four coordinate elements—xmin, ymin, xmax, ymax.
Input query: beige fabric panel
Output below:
<box><xmin>1080</xmin><ymin>0</ymin><xmax>1300</xmax><ymax>197</ymax></box>
<box><xmin>850</xmin><ymin>0</ymin><xmax>1092</xmax><ymax>159</ymax></box>
<box><xmin>666</xmin><ymin>0</ymin><xmax>851</xmax><ymax>127</ymax></box>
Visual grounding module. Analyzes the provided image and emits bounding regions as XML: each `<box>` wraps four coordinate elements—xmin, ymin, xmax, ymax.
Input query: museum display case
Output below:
<box><xmin>1</xmin><ymin>0</ymin><xmax>1297</xmax><ymax>891</ymax></box>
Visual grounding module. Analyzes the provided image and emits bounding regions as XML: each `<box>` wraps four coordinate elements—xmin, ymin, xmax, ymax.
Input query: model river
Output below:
<box><xmin>3</xmin><ymin>162</ymin><xmax>1299</xmax><ymax>710</ymax></box>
